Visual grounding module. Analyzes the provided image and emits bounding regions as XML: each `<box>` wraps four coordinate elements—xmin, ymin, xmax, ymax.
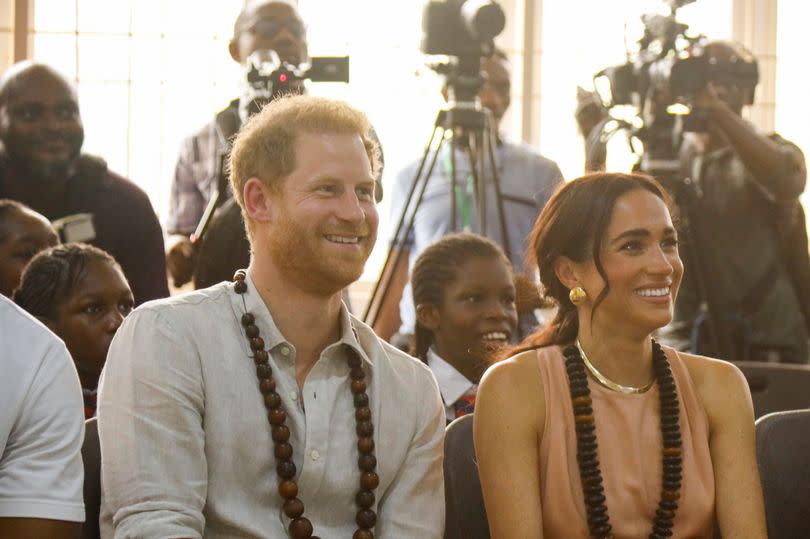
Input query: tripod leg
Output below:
<box><xmin>363</xmin><ymin>122</ymin><xmax>448</xmax><ymax>326</ymax></box>
<box><xmin>485</xmin><ymin>113</ymin><xmax>511</xmax><ymax>258</ymax></box>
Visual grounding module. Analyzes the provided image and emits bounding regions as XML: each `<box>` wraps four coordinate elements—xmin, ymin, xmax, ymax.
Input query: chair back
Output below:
<box><xmin>443</xmin><ymin>414</ymin><xmax>490</xmax><ymax>539</ymax></box>
<box><xmin>80</xmin><ymin>417</ymin><xmax>101</xmax><ymax>539</ymax></box>
<box><xmin>733</xmin><ymin>361</ymin><xmax>810</xmax><ymax>418</ymax></box>
<box><xmin>755</xmin><ymin>409</ymin><xmax>810</xmax><ymax>539</ymax></box>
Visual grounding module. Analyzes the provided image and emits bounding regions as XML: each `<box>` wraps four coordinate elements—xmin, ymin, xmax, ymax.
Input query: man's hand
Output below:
<box><xmin>694</xmin><ymin>81</ymin><xmax>724</xmax><ymax>113</ymax></box>
<box><xmin>165</xmin><ymin>235</ymin><xmax>196</xmax><ymax>287</ymax></box>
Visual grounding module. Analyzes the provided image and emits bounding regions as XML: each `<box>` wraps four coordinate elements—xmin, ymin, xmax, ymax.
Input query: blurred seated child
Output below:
<box><xmin>14</xmin><ymin>243</ymin><xmax>134</xmax><ymax>418</ymax></box>
<box><xmin>0</xmin><ymin>199</ymin><xmax>58</xmax><ymax>297</ymax></box>
<box><xmin>411</xmin><ymin>233</ymin><xmax>518</xmax><ymax>422</ymax></box>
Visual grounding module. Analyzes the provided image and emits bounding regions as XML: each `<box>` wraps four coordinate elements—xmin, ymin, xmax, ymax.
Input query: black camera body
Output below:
<box><xmin>421</xmin><ymin>0</ymin><xmax>505</xmax><ymax>104</ymax></box>
<box><xmin>241</xmin><ymin>50</ymin><xmax>350</xmax><ymax>116</ymax></box>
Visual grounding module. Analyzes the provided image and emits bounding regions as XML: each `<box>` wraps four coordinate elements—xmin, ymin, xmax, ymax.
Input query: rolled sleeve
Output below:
<box><xmin>97</xmin><ymin>307</ymin><xmax>207</xmax><ymax>538</ymax></box>
<box><xmin>376</xmin><ymin>367</ymin><xmax>446</xmax><ymax>538</ymax></box>
<box><xmin>0</xmin><ymin>340</ymin><xmax>85</xmax><ymax>522</ymax></box>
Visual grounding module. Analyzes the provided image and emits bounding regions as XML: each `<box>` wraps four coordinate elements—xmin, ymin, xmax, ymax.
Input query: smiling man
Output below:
<box><xmin>98</xmin><ymin>95</ymin><xmax>445</xmax><ymax>539</ymax></box>
<box><xmin>0</xmin><ymin>61</ymin><xmax>168</xmax><ymax>305</ymax></box>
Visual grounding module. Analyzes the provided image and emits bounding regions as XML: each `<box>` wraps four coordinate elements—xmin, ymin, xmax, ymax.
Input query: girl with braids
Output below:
<box><xmin>474</xmin><ymin>173</ymin><xmax>766</xmax><ymax>538</ymax></box>
<box><xmin>411</xmin><ymin>232</ymin><xmax>518</xmax><ymax>423</ymax></box>
<box><xmin>14</xmin><ymin>243</ymin><xmax>134</xmax><ymax>418</ymax></box>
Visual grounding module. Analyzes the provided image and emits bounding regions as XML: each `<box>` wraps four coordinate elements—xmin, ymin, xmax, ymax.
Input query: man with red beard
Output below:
<box><xmin>0</xmin><ymin>62</ymin><xmax>168</xmax><ymax>305</ymax></box>
<box><xmin>98</xmin><ymin>95</ymin><xmax>446</xmax><ymax>538</ymax></box>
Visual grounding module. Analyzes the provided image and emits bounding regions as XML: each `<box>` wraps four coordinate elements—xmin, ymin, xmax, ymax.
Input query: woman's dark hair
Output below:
<box><xmin>410</xmin><ymin>232</ymin><xmax>512</xmax><ymax>363</ymax></box>
<box><xmin>13</xmin><ymin>243</ymin><xmax>122</xmax><ymax>320</ymax></box>
<box><xmin>506</xmin><ymin>172</ymin><xmax>673</xmax><ymax>356</ymax></box>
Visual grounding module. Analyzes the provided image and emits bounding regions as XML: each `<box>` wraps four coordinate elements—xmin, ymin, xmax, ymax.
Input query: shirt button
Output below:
<box><xmin>290</xmin><ymin>392</ymin><xmax>298</xmax><ymax>401</ymax></box>
<box><xmin>280</xmin><ymin>346</ymin><xmax>291</xmax><ymax>356</ymax></box>
<box><xmin>311</xmin><ymin>450</ymin><xmax>320</xmax><ymax>461</ymax></box>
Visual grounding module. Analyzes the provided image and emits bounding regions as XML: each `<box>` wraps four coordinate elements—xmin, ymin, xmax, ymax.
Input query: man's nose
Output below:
<box><xmin>336</xmin><ymin>191</ymin><xmax>366</xmax><ymax>224</ymax></box>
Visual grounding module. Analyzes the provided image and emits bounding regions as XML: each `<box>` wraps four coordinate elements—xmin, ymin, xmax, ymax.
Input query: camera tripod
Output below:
<box><xmin>363</xmin><ymin>102</ymin><xmax>510</xmax><ymax>327</ymax></box>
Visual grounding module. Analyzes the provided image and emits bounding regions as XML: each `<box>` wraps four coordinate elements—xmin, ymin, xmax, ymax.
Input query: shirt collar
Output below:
<box><xmin>230</xmin><ymin>272</ymin><xmax>372</xmax><ymax>368</ymax></box>
<box><xmin>426</xmin><ymin>347</ymin><xmax>475</xmax><ymax>406</ymax></box>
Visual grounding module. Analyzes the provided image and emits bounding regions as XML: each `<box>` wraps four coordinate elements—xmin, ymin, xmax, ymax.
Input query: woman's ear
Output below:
<box><xmin>553</xmin><ymin>256</ymin><xmax>581</xmax><ymax>290</ymax></box>
<box><xmin>416</xmin><ymin>303</ymin><xmax>441</xmax><ymax>332</ymax></box>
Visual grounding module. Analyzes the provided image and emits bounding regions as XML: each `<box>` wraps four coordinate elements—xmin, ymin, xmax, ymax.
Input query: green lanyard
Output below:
<box><xmin>442</xmin><ymin>147</ymin><xmax>475</xmax><ymax>231</ymax></box>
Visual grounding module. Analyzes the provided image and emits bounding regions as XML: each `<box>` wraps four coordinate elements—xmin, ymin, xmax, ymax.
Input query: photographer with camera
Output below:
<box><xmin>164</xmin><ymin>0</ymin><xmax>308</xmax><ymax>287</ymax></box>
<box><xmin>376</xmin><ymin>45</ymin><xmax>563</xmax><ymax>345</ymax></box>
<box><xmin>658</xmin><ymin>40</ymin><xmax>809</xmax><ymax>364</ymax></box>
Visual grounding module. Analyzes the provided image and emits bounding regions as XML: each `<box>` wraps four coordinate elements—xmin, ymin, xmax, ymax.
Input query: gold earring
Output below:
<box><xmin>569</xmin><ymin>286</ymin><xmax>587</xmax><ymax>305</ymax></box>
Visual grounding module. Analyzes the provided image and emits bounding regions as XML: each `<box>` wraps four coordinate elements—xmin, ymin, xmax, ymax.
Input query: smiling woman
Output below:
<box><xmin>474</xmin><ymin>172</ymin><xmax>767</xmax><ymax>539</ymax></box>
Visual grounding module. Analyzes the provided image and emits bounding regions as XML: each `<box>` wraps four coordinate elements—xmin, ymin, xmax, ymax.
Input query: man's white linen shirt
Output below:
<box><xmin>97</xmin><ymin>274</ymin><xmax>446</xmax><ymax>538</ymax></box>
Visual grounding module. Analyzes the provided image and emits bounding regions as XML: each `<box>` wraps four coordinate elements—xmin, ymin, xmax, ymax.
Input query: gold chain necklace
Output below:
<box><xmin>575</xmin><ymin>339</ymin><xmax>655</xmax><ymax>394</ymax></box>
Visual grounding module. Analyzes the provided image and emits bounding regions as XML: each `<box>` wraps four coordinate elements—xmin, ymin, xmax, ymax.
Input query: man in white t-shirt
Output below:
<box><xmin>0</xmin><ymin>294</ymin><xmax>85</xmax><ymax>537</ymax></box>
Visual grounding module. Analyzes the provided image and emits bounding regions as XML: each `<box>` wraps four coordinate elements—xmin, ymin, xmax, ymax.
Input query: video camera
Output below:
<box><xmin>594</xmin><ymin>0</ymin><xmax>758</xmax><ymax>135</ymax></box>
<box><xmin>240</xmin><ymin>50</ymin><xmax>350</xmax><ymax>116</ymax></box>
<box><xmin>420</xmin><ymin>0</ymin><xmax>506</xmax><ymax>103</ymax></box>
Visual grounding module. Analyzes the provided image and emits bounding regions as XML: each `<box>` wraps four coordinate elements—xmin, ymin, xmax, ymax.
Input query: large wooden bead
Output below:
<box><xmin>354</xmin><ymin>393</ymin><xmax>369</xmax><ymax>407</ymax></box>
<box><xmin>356</xmin><ymin>489</ymin><xmax>375</xmax><ymax>509</ymax></box>
<box><xmin>360</xmin><ymin>472</ymin><xmax>379</xmax><ymax>490</ymax></box>
<box><xmin>351</xmin><ymin>379</ymin><xmax>367</xmax><ymax>394</ymax></box>
<box><xmin>272</xmin><ymin>425</ymin><xmax>291</xmax><ymax>443</ymax></box>
<box><xmin>254</xmin><ymin>349</ymin><xmax>269</xmax><ymax>363</ymax></box>
<box><xmin>259</xmin><ymin>378</ymin><xmax>276</xmax><ymax>394</ymax></box>
<box><xmin>257</xmin><ymin>364</ymin><xmax>273</xmax><ymax>379</ymax></box>
<box><xmin>352</xmin><ymin>530</ymin><xmax>374</xmax><ymax>539</ymax></box>
<box><xmin>356</xmin><ymin>421</ymin><xmax>374</xmax><ymax>437</ymax></box>
<box><xmin>283</xmin><ymin>497</ymin><xmax>305</xmax><ymax>519</ymax></box>
<box><xmin>241</xmin><ymin>312</ymin><xmax>255</xmax><ymax>326</ymax></box>
<box><xmin>277</xmin><ymin>460</ymin><xmax>297</xmax><ymax>480</ymax></box>
<box><xmin>350</xmin><ymin>367</ymin><xmax>365</xmax><ymax>380</ymax></box>
<box><xmin>347</xmin><ymin>352</ymin><xmax>362</xmax><ymax>369</ymax></box>
<box><xmin>269</xmin><ymin>408</ymin><xmax>287</xmax><ymax>425</ymax></box>
<box><xmin>288</xmin><ymin>517</ymin><xmax>313</xmax><ymax>539</ymax></box>
<box><xmin>265</xmin><ymin>392</ymin><xmax>282</xmax><ymax>409</ymax></box>
<box><xmin>355</xmin><ymin>407</ymin><xmax>371</xmax><ymax>422</ymax></box>
<box><xmin>250</xmin><ymin>337</ymin><xmax>265</xmax><ymax>351</ymax></box>
<box><xmin>356</xmin><ymin>509</ymin><xmax>377</xmax><ymax>529</ymax></box>
<box><xmin>275</xmin><ymin>442</ymin><xmax>293</xmax><ymax>460</ymax></box>
<box><xmin>234</xmin><ymin>280</ymin><xmax>247</xmax><ymax>294</ymax></box>
<box><xmin>278</xmin><ymin>479</ymin><xmax>298</xmax><ymax>499</ymax></box>
<box><xmin>358</xmin><ymin>437</ymin><xmax>374</xmax><ymax>454</ymax></box>
<box><xmin>358</xmin><ymin>454</ymin><xmax>377</xmax><ymax>472</ymax></box>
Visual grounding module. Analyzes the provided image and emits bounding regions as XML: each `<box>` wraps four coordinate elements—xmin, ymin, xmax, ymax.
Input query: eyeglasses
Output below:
<box><xmin>246</xmin><ymin>18</ymin><xmax>306</xmax><ymax>40</ymax></box>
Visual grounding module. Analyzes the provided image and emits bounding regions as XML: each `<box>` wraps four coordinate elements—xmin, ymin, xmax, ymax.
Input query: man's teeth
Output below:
<box><xmin>325</xmin><ymin>235</ymin><xmax>359</xmax><ymax>244</ymax></box>
<box><xmin>636</xmin><ymin>287</ymin><xmax>670</xmax><ymax>297</ymax></box>
<box><xmin>481</xmin><ymin>332</ymin><xmax>508</xmax><ymax>341</ymax></box>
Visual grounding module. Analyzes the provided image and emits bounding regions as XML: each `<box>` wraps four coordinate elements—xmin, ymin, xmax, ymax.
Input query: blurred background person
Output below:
<box><xmin>377</xmin><ymin>49</ymin><xmax>563</xmax><ymax>347</ymax></box>
<box><xmin>0</xmin><ymin>61</ymin><xmax>168</xmax><ymax>305</ymax></box>
<box><xmin>164</xmin><ymin>0</ymin><xmax>308</xmax><ymax>287</ymax></box>
<box><xmin>0</xmin><ymin>199</ymin><xmax>57</xmax><ymax>297</ymax></box>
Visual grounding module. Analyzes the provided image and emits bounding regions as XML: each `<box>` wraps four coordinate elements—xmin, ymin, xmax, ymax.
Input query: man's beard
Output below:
<box><xmin>266</xmin><ymin>210</ymin><xmax>374</xmax><ymax>297</ymax></box>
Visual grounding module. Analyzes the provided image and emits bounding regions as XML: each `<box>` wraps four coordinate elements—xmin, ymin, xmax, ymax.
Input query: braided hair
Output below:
<box><xmin>13</xmin><ymin>243</ymin><xmax>121</xmax><ymax>321</ymax></box>
<box><xmin>410</xmin><ymin>232</ymin><xmax>512</xmax><ymax>363</ymax></box>
<box><xmin>504</xmin><ymin>172</ymin><xmax>673</xmax><ymax>357</ymax></box>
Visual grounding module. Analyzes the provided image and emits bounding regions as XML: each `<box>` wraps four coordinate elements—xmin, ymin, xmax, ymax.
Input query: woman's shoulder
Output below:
<box><xmin>666</xmin><ymin>348</ymin><xmax>751</xmax><ymax>425</ymax></box>
<box><xmin>480</xmin><ymin>346</ymin><xmax>560</xmax><ymax>399</ymax></box>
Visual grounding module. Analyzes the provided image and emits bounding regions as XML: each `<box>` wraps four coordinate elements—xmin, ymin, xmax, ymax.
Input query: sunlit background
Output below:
<box><xmin>0</xmin><ymin>0</ymin><xmax>806</xmax><ymax>292</ymax></box>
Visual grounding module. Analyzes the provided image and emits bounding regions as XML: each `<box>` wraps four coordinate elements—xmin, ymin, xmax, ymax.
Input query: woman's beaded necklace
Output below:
<box><xmin>562</xmin><ymin>339</ymin><xmax>683</xmax><ymax>539</ymax></box>
<box><xmin>233</xmin><ymin>270</ymin><xmax>378</xmax><ymax>539</ymax></box>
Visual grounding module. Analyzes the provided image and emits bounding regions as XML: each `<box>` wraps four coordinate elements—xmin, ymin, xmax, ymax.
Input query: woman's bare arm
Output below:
<box><xmin>474</xmin><ymin>351</ymin><xmax>545</xmax><ymax>539</ymax></box>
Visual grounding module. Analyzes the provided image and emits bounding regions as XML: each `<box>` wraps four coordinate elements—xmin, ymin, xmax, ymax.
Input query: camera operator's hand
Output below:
<box><xmin>166</xmin><ymin>234</ymin><xmax>196</xmax><ymax>287</ymax></box>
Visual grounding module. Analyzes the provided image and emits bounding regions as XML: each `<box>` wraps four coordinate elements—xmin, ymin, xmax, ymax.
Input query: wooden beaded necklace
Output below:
<box><xmin>562</xmin><ymin>339</ymin><xmax>683</xmax><ymax>539</ymax></box>
<box><xmin>233</xmin><ymin>270</ymin><xmax>378</xmax><ymax>539</ymax></box>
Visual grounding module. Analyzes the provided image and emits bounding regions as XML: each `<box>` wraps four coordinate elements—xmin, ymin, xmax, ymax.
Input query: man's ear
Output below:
<box><xmin>416</xmin><ymin>303</ymin><xmax>441</xmax><ymax>332</ymax></box>
<box><xmin>243</xmin><ymin>177</ymin><xmax>275</xmax><ymax>225</ymax></box>
<box><xmin>553</xmin><ymin>256</ymin><xmax>581</xmax><ymax>290</ymax></box>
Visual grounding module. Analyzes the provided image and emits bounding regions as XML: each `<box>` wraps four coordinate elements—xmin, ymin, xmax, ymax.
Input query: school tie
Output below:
<box><xmin>453</xmin><ymin>392</ymin><xmax>477</xmax><ymax>418</ymax></box>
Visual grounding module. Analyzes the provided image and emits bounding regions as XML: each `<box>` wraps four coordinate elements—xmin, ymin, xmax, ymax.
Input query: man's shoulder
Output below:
<box><xmin>129</xmin><ymin>282</ymin><xmax>234</xmax><ymax>325</ymax></box>
<box><xmin>74</xmin><ymin>155</ymin><xmax>152</xmax><ymax>205</ymax></box>
<box><xmin>350</xmin><ymin>315</ymin><xmax>435</xmax><ymax>383</ymax></box>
